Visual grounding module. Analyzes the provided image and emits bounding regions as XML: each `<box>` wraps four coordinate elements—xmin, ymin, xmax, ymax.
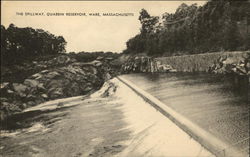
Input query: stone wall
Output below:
<box><xmin>155</xmin><ymin>51</ymin><xmax>249</xmax><ymax>74</ymax></box>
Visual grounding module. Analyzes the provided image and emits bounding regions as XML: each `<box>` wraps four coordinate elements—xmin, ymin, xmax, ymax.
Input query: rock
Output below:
<box><xmin>47</xmin><ymin>79</ymin><xmax>66</xmax><ymax>98</ymax></box>
<box><xmin>1</xmin><ymin>102</ymin><xmax>10</xmax><ymax>108</ymax></box>
<box><xmin>169</xmin><ymin>69</ymin><xmax>177</xmax><ymax>72</ymax></box>
<box><xmin>242</xmin><ymin>52</ymin><xmax>250</xmax><ymax>59</ymax></box>
<box><xmin>41</xmin><ymin>94</ymin><xmax>48</xmax><ymax>99</ymax></box>
<box><xmin>48</xmin><ymin>88</ymin><xmax>64</xmax><ymax>99</ymax></box>
<box><xmin>37</xmin><ymin>64</ymin><xmax>47</xmax><ymax>68</ymax></box>
<box><xmin>105</xmin><ymin>57</ymin><xmax>114</xmax><ymax>60</ymax></box>
<box><xmin>84</xmin><ymin>86</ymin><xmax>93</xmax><ymax>93</ymax></box>
<box><xmin>26</xmin><ymin>94</ymin><xmax>36</xmax><ymax>99</ymax></box>
<box><xmin>231</xmin><ymin>67</ymin><xmax>237</xmax><ymax>73</ymax></box>
<box><xmin>37</xmin><ymin>83</ymin><xmax>45</xmax><ymax>89</ymax></box>
<box><xmin>12</xmin><ymin>83</ymin><xmax>27</xmax><ymax>97</ymax></box>
<box><xmin>27</xmin><ymin>101</ymin><xmax>35</xmax><ymax>106</ymax></box>
<box><xmin>0</xmin><ymin>54</ymin><xmax>118</xmax><ymax>120</ymax></box>
<box><xmin>96</xmin><ymin>56</ymin><xmax>104</xmax><ymax>60</ymax></box>
<box><xmin>45</xmin><ymin>71</ymin><xmax>61</xmax><ymax>79</ymax></box>
<box><xmin>30</xmin><ymin>73</ymin><xmax>43</xmax><ymax>80</ymax></box>
<box><xmin>1</xmin><ymin>102</ymin><xmax>22</xmax><ymax>112</ymax></box>
<box><xmin>24</xmin><ymin>78</ymin><xmax>45</xmax><ymax>90</ymax></box>
<box><xmin>7</xmin><ymin>89</ymin><xmax>14</xmax><ymax>94</ymax></box>
<box><xmin>0</xmin><ymin>98</ymin><xmax>8</xmax><ymax>102</ymax></box>
<box><xmin>91</xmin><ymin>60</ymin><xmax>102</xmax><ymax>66</ymax></box>
<box><xmin>0</xmin><ymin>82</ymin><xmax>9</xmax><ymax>89</ymax></box>
<box><xmin>21</xmin><ymin>103</ymin><xmax>27</xmax><ymax>109</ymax></box>
<box><xmin>218</xmin><ymin>56</ymin><xmax>227</xmax><ymax>62</ymax></box>
<box><xmin>210</xmin><ymin>55</ymin><xmax>249</xmax><ymax>76</ymax></box>
<box><xmin>24</xmin><ymin>79</ymin><xmax>40</xmax><ymax>88</ymax></box>
<box><xmin>105</xmin><ymin>73</ymin><xmax>112</xmax><ymax>81</ymax></box>
<box><xmin>236</xmin><ymin>66</ymin><xmax>247</xmax><ymax>75</ymax></box>
<box><xmin>34</xmin><ymin>99</ymin><xmax>44</xmax><ymax>105</ymax></box>
<box><xmin>40</xmin><ymin>70</ymin><xmax>49</xmax><ymax>74</ymax></box>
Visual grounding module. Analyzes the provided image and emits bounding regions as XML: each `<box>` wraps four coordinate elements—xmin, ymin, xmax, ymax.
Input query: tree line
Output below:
<box><xmin>1</xmin><ymin>24</ymin><xmax>67</xmax><ymax>65</ymax></box>
<box><xmin>68</xmin><ymin>51</ymin><xmax>120</xmax><ymax>62</ymax></box>
<box><xmin>124</xmin><ymin>0</ymin><xmax>250</xmax><ymax>56</ymax></box>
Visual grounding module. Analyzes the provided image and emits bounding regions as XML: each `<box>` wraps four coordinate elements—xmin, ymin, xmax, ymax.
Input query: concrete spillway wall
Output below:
<box><xmin>117</xmin><ymin>76</ymin><xmax>247</xmax><ymax>157</ymax></box>
<box><xmin>155</xmin><ymin>51</ymin><xmax>249</xmax><ymax>72</ymax></box>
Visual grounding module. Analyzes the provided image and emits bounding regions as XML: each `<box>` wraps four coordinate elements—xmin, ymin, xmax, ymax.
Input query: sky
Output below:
<box><xmin>1</xmin><ymin>1</ymin><xmax>206</xmax><ymax>53</ymax></box>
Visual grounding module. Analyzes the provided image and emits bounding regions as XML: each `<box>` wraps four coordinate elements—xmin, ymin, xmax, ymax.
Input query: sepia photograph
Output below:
<box><xmin>0</xmin><ymin>1</ymin><xmax>249</xmax><ymax>157</ymax></box>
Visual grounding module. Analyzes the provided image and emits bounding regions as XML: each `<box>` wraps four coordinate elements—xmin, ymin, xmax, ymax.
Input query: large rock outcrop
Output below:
<box><xmin>0</xmin><ymin>55</ymin><xmax>117</xmax><ymax>120</ymax></box>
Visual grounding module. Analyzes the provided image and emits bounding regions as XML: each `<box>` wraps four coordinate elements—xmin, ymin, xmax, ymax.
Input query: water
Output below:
<box><xmin>121</xmin><ymin>73</ymin><xmax>249</xmax><ymax>154</ymax></box>
<box><xmin>0</xmin><ymin>78</ymin><xmax>215</xmax><ymax>157</ymax></box>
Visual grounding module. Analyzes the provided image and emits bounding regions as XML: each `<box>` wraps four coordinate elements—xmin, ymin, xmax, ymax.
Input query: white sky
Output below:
<box><xmin>1</xmin><ymin>1</ymin><xmax>206</xmax><ymax>53</ymax></box>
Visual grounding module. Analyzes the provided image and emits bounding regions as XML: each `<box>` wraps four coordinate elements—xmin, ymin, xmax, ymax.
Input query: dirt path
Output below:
<box><xmin>0</xmin><ymin>78</ymin><xmax>214</xmax><ymax>157</ymax></box>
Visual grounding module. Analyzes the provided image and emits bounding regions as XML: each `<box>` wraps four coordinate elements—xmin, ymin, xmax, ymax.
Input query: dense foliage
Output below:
<box><xmin>124</xmin><ymin>0</ymin><xmax>250</xmax><ymax>56</ymax></box>
<box><xmin>1</xmin><ymin>24</ymin><xmax>67</xmax><ymax>65</ymax></box>
<box><xmin>68</xmin><ymin>51</ymin><xmax>120</xmax><ymax>62</ymax></box>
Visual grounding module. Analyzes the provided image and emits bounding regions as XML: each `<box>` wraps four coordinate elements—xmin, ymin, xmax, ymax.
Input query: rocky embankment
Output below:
<box><xmin>121</xmin><ymin>52</ymin><xmax>250</xmax><ymax>77</ymax></box>
<box><xmin>0</xmin><ymin>55</ymin><xmax>118</xmax><ymax>121</ymax></box>
<box><xmin>121</xmin><ymin>56</ymin><xmax>176</xmax><ymax>73</ymax></box>
<box><xmin>209</xmin><ymin>53</ymin><xmax>250</xmax><ymax>75</ymax></box>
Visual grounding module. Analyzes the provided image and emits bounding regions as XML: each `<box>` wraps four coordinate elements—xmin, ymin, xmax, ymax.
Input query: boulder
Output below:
<box><xmin>105</xmin><ymin>57</ymin><xmax>114</xmax><ymax>61</ymax></box>
<box><xmin>30</xmin><ymin>73</ymin><xmax>43</xmax><ymax>80</ymax></box>
<box><xmin>1</xmin><ymin>101</ymin><xmax>22</xmax><ymax>112</ymax></box>
<box><xmin>44</xmin><ymin>71</ymin><xmax>61</xmax><ymax>79</ymax></box>
<box><xmin>7</xmin><ymin>89</ymin><xmax>14</xmax><ymax>94</ymax></box>
<box><xmin>40</xmin><ymin>70</ymin><xmax>49</xmax><ymax>74</ymax></box>
<box><xmin>91</xmin><ymin>60</ymin><xmax>103</xmax><ymax>66</ymax></box>
<box><xmin>41</xmin><ymin>94</ymin><xmax>48</xmax><ymax>99</ymax></box>
<box><xmin>21</xmin><ymin>103</ymin><xmax>27</xmax><ymax>109</ymax></box>
<box><xmin>48</xmin><ymin>87</ymin><xmax>64</xmax><ymax>99</ymax></box>
<box><xmin>236</xmin><ymin>66</ymin><xmax>247</xmax><ymax>75</ymax></box>
<box><xmin>24</xmin><ymin>79</ymin><xmax>40</xmax><ymax>88</ymax></box>
<box><xmin>12</xmin><ymin>83</ymin><xmax>28</xmax><ymax>97</ymax></box>
<box><xmin>96</xmin><ymin>56</ymin><xmax>104</xmax><ymax>60</ymax></box>
<box><xmin>27</xmin><ymin>101</ymin><xmax>36</xmax><ymax>106</ymax></box>
<box><xmin>105</xmin><ymin>73</ymin><xmax>112</xmax><ymax>81</ymax></box>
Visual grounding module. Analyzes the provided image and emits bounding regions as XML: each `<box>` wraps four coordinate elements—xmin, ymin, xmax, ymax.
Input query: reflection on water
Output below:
<box><xmin>122</xmin><ymin>72</ymin><xmax>249</xmax><ymax>154</ymax></box>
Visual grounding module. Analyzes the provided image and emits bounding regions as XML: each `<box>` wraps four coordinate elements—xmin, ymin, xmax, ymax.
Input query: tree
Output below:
<box><xmin>139</xmin><ymin>9</ymin><xmax>159</xmax><ymax>34</ymax></box>
<box><xmin>1</xmin><ymin>24</ymin><xmax>67</xmax><ymax>65</ymax></box>
<box><xmin>124</xmin><ymin>1</ymin><xmax>249</xmax><ymax>55</ymax></box>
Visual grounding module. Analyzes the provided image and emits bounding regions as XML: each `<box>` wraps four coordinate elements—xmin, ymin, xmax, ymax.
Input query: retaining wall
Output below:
<box><xmin>155</xmin><ymin>51</ymin><xmax>249</xmax><ymax>72</ymax></box>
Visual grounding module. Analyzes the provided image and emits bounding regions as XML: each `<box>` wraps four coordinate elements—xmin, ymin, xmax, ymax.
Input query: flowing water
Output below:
<box><xmin>0</xmin><ymin>78</ymin><xmax>215</xmax><ymax>157</ymax></box>
<box><xmin>0</xmin><ymin>73</ymin><xmax>248</xmax><ymax>157</ymax></box>
<box><xmin>121</xmin><ymin>73</ymin><xmax>249</xmax><ymax>155</ymax></box>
